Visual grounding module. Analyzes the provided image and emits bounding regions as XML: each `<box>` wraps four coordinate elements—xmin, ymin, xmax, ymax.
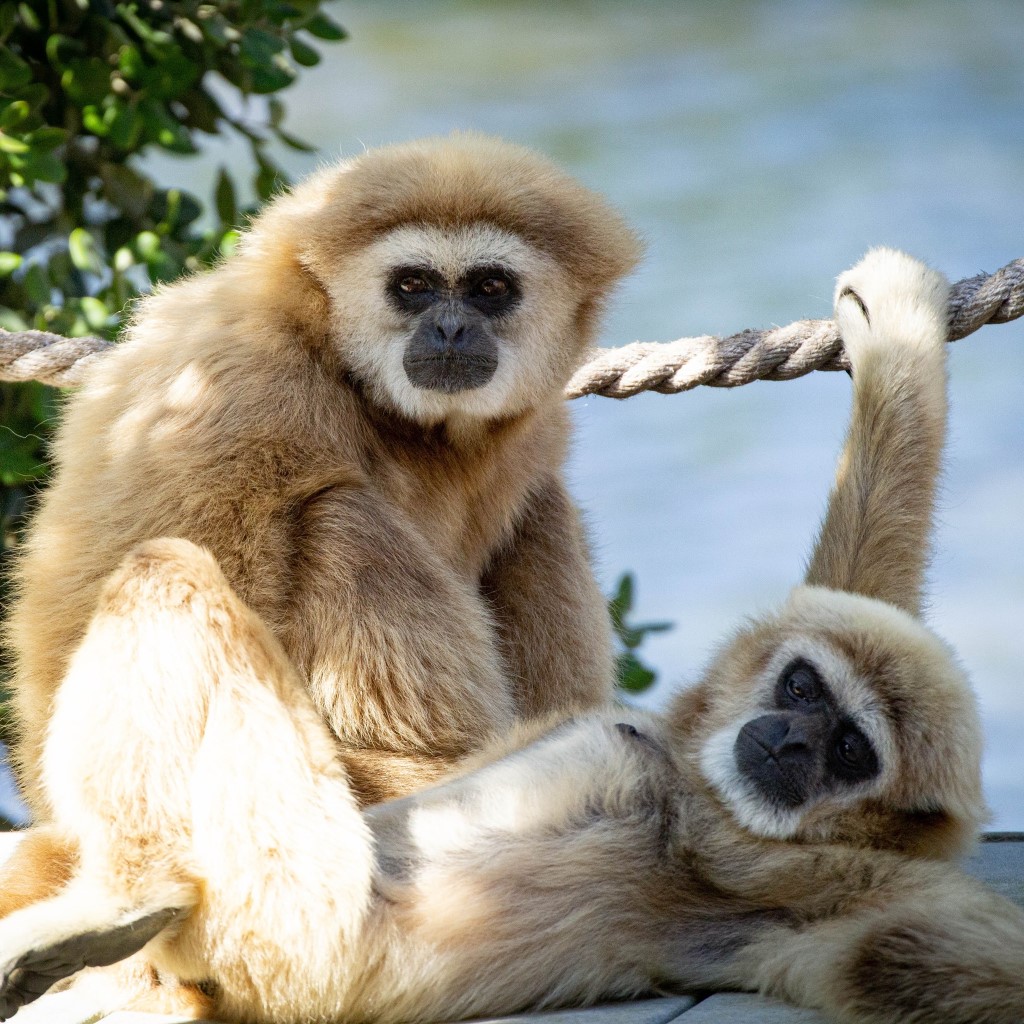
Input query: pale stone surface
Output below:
<box><xmin>474</xmin><ymin>996</ymin><xmax>697</xmax><ymax>1024</ymax></box>
<box><xmin>671</xmin><ymin>994</ymin><xmax>826</xmax><ymax>1023</ymax></box>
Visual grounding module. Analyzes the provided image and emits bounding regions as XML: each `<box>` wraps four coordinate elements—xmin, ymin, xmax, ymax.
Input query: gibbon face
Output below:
<box><xmin>319</xmin><ymin>223</ymin><xmax>581</xmax><ymax>423</ymax></box>
<box><xmin>696</xmin><ymin>587</ymin><xmax>985</xmax><ymax>849</ymax></box>
<box><xmin>245</xmin><ymin>134</ymin><xmax>642</xmax><ymax>425</ymax></box>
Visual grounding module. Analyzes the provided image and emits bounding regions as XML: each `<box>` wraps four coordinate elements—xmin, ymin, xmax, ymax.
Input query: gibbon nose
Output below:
<box><xmin>748</xmin><ymin>715</ymin><xmax>811</xmax><ymax>759</ymax></box>
<box><xmin>433</xmin><ymin>310</ymin><xmax>467</xmax><ymax>349</ymax></box>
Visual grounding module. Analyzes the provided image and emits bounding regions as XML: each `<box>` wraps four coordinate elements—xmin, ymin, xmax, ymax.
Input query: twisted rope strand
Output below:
<box><xmin>0</xmin><ymin>258</ymin><xmax>1020</xmax><ymax>396</ymax></box>
<box><xmin>566</xmin><ymin>256</ymin><xmax>1024</xmax><ymax>399</ymax></box>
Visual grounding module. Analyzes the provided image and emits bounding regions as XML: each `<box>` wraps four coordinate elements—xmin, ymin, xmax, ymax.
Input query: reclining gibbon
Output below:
<box><xmin>0</xmin><ymin>135</ymin><xmax>641</xmax><ymax>914</ymax></box>
<box><xmin>2</xmin><ymin>251</ymin><xmax>1022</xmax><ymax>1024</ymax></box>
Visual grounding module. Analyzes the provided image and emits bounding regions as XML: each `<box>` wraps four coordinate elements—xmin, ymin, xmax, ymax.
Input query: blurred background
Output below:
<box><xmin>2</xmin><ymin>0</ymin><xmax>1021</xmax><ymax>827</ymax></box>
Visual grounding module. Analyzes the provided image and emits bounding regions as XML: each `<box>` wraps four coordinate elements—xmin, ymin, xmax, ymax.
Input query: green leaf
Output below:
<box><xmin>17</xmin><ymin>150</ymin><xmax>66</xmax><ymax>184</ymax></box>
<box><xmin>117</xmin><ymin>44</ymin><xmax>144</xmax><ymax>82</ymax></box>
<box><xmin>0</xmin><ymin>306</ymin><xmax>27</xmax><ymax>331</ymax></box>
<box><xmin>135</xmin><ymin>230</ymin><xmax>161</xmax><ymax>259</ymax></box>
<box><xmin>22</xmin><ymin>264</ymin><xmax>50</xmax><ymax>306</ymax></box>
<box><xmin>0</xmin><ymin>133</ymin><xmax>30</xmax><ymax>154</ymax></box>
<box><xmin>0</xmin><ymin>253</ymin><xmax>22</xmax><ymax>276</ymax></box>
<box><xmin>254</xmin><ymin>156</ymin><xmax>287</xmax><ymax>200</ymax></box>
<box><xmin>107</xmin><ymin>103</ymin><xmax>143</xmax><ymax>150</ymax></box>
<box><xmin>0</xmin><ymin>4</ymin><xmax>15</xmax><ymax>40</ymax></box>
<box><xmin>219</xmin><ymin>229</ymin><xmax>240</xmax><ymax>258</ymax></box>
<box><xmin>17</xmin><ymin>3</ymin><xmax>41</xmax><ymax>31</ymax></box>
<box><xmin>275</xmin><ymin>127</ymin><xmax>314</xmax><ymax>153</ymax></box>
<box><xmin>61</xmin><ymin>58</ymin><xmax>112</xmax><ymax>106</ymax></box>
<box><xmin>0</xmin><ymin>49</ymin><xmax>32</xmax><ymax>90</ymax></box>
<box><xmin>0</xmin><ymin>101</ymin><xmax>30</xmax><ymax>130</ymax></box>
<box><xmin>214</xmin><ymin>167</ymin><xmax>237</xmax><ymax>225</ymax></box>
<box><xmin>289</xmin><ymin>36</ymin><xmax>320</xmax><ymax>67</ymax></box>
<box><xmin>25</xmin><ymin>127</ymin><xmax>67</xmax><ymax>152</ymax></box>
<box><xmin>45</xmin><ymin>34</ymin><xmax>86</xmax><ymax>67</ymax></box>
<box><xmin>99</xmin><ymin>163</ymin><xmax>153</xmax><ymax>220</ymax></box>
<box><xmin>303</xmin><ymin>13</ymin><xmax>346</xmax><ymax>40</ymax></box>
<box><xmin>615</xmin><ymin>653</ymin><xmax>656</xmax><ymax>694</ymax></box>
<box><xmin>240</xmin><ymin>28</ymin><xmax>286</xmax><ymax>66</ymax></box>
<box><xmin>68</xmin><ymin>228</ymin><xmax>104</xmax><ymax>274</ymax></box>
<box><xmin>79</xmin><ymin>296</ymin><xmax>111</xmax><ymax>330</ymax></box>
<box><xmin>10</xmin><ymin>84</ymin><xmax>47</xmax><ymax>112</ymax></box>
<box><xmin>249</xmin><ymin>56</ymin><xmax>296</xmax><ymax>94</ymax></box>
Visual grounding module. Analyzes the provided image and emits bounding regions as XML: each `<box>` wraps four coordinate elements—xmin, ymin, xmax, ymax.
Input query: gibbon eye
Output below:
<box><xmin>398</xmin><ymin>275</ymin><xmax>430</xmax><ymax>294</ymax></box>
<box><xmin>783</xmin><ymin>663</ymin><xmax>822</xmax><ymax>704</ymax></box>
<box><xmin>835</xmin><ymin>733</ymin><xmax>862</xmax><ymax>767</ymax></box>
<box><xmin>476</xmin><ymin>276</ymin><xmax>509</xmax><ymax>298</ymax></box>
<box><xmin>830</xmin><ymin>724</ymin><xmax>879</xmax><ymax>782</ymax></box>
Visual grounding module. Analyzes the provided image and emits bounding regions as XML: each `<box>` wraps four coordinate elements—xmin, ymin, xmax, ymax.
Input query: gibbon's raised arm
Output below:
<box><xmin>684</xmin><ymin>250</ymin><xmax>985</xmax><ymax>859</ymax></box>
<box><xmin>804</xmin><ymin>250</ymin><xmax>950</xmax><ymax>614</ymax></box>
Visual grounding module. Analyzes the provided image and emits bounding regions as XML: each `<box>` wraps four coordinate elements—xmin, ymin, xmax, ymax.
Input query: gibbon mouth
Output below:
<box><xmin>403</xmin><ymin>354</ymin><xmax>499</xmax><ymax>393</ymax></box>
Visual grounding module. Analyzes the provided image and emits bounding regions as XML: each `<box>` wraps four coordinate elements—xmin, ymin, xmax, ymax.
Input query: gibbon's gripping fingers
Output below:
<box><xmin>0</xmin><ymin>904</ymin><xmax>181</xmax><ymax>1020</ymax></box>
<box><xmin>284</xmin><ymin>487</ymin><xmax>514</xmax><ymax>762</ymax></box>
<box><xmin>734</xmin><ymin>866</ymin><xmax>1024</xmax><ymax>1024</ymax></box>
<box><xmin>480</xmin><ymin>479</ymin><xmax>616</xmax><ymax>718</ymax></box>
<box><xmin>35</xmin><ymin>539</ymin><xmax>376</xmax><ymax>1021</ymax></box>
<box><xmin>804</xmin><ymin>248</ymin><xmax>950</xmax><ymax>615</ymax></box>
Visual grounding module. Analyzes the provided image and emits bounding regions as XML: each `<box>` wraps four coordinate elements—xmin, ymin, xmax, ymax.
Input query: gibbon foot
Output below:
<box><xmin>0</xmin><ymin>905</ymin><xmax>182</xmax><ymax>1020</ymax></box>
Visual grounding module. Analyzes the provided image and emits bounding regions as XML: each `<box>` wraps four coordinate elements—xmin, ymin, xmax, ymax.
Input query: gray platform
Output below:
<box><xmin>2</xmin><ymin>834</ymin><xmax>1022</xmax><ymax>1024</ymax></box>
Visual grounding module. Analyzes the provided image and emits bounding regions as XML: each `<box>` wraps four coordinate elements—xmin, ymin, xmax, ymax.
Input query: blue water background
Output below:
<box><xmin>4</xmin><ymin>0</ymin><xmax>1021</xmax><ymax>827</ymax></box>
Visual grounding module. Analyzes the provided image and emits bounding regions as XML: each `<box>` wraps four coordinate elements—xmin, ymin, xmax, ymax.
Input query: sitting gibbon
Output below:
<box><xmin>2</xmin><ymin>251</ymin><xmax>1021</xmax><ymax>1024</ymax></box>
<box><xmin>0</xmin><ymin>135</ymin><xmax>641</xmax><ymax>915</ymax></box>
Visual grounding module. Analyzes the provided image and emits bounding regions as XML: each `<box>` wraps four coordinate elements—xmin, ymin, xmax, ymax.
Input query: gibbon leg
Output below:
<box><xmin>0</xmin><ymin>538</ymin><xmax>373</xmax><ymax>1023</ymax></box>
<box><xmin>480</xmin><ymin>480</ymin><xmax>616</xmax><ymax>718</ymax></box>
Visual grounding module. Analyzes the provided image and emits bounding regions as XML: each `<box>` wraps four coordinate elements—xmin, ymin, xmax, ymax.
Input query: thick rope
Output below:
<box><xmin>567</xmin><ymin>256</ymin><xmax>1024</xmax><ymax>398</ymax></box>
<box><xmin>0</xmin><ymin>258</ymin><xmax>1020</xmax><ymax>395</ymax></box>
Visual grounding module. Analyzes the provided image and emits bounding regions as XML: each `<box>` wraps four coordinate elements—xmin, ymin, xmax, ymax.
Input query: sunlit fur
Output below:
<box><xmin>3</xmin><ymin>252</ymin><xmax>1021</xmax><ymax>1024</ymax></box>
<box><xmin>2</xmin><ymin>133</ymin><xmax>639</xmax><ymax>827</ymax></box>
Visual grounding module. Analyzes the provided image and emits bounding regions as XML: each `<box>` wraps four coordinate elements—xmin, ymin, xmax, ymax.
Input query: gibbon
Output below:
<box><xmin>1</xmin><ymin>135</ymin><xmax>640</xmax><ymax>890</ymax></box>
<box><xmin>2</xmin><ymin>249</ymin><xmax>1021</xmax><ymax>1024</ymax></box>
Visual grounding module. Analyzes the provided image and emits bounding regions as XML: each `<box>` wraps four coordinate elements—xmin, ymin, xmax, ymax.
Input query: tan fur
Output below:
<box><xmin>4</xmin><ymin>134</ymin><xmax>638</xmax><ymax>822</ymax></box>
<box><xmin>3</xmin><ymin>250</ymin><xmax>1019</xmax><ymax>1024</ymax></box>
<box><xmin>0</xmin><ymin>828</ymin><xmax>77</xmax><ymax>919</ymax></box>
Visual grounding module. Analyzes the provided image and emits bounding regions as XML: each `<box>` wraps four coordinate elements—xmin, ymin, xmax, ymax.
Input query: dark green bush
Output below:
<box><xmin>0</xmin><ymin>0</ymin><xmax>346</xmax><ymax>742</ymax></box>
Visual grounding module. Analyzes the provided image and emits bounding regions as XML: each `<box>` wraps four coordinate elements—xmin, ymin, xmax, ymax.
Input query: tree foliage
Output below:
<box><xmin>0</xmin><ymin>0</ymin><xmax>347</xmax><ymax>743</ymax></box>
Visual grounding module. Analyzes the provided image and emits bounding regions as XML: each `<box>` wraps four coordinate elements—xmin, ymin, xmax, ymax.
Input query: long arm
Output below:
<box><xmin>282</xmin><ymin>485</ymin><xmax>514</xmax><ymax>800</ymax></box>
<box><xmin>480</xmin><ymin>478</ymin><xmax>616</xmax><ymax>718</ymax></box>
<box><xmin>732</xmin><ymin>860</ymin><xmax>1024</xmax><ymax>1024</ymax></box>
<box><xmin>804</xmin><ymin>249</ymin><xmax>950</xmax><ymax>615</ymax></box>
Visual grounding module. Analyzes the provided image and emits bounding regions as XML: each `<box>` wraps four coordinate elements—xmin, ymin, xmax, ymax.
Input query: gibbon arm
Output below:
<box><xmin>730</xmin><ymin>860</ymin><xmax>1024</xmax><ymax>1024</ymax></box>
<box><xmin>804</xmin><ymin>250</ymin><xmax>950</xmax><ymax>615</ymax></box>
<box><xmin>480</xmin><ymin>478</ymin><xmax>616</xmax><ymax>718</ymax></box>
<box><xmin>282</xmin><ymin>486</ymin><xmax>514</xmax><ymax>788</ymax></box>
